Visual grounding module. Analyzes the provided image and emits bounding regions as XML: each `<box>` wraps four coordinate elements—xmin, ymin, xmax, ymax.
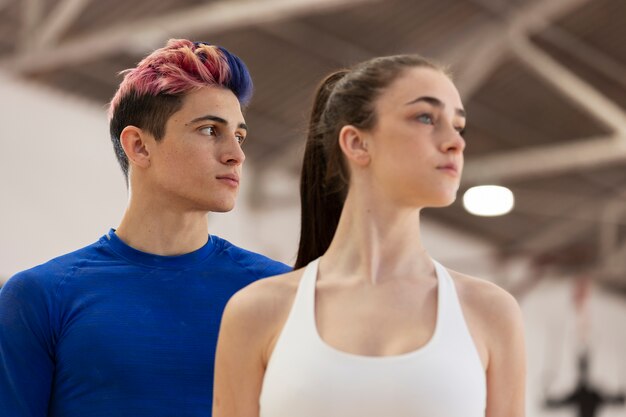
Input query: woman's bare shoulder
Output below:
<box><xmin>238</xmin><ymin>268</ymin><xmax>304</xmax><ymax>300</ymax></box>
<box><xmin>222</xmin><ymin>269</ymin><xmax>305</xmax><ymax>331</ymax></box>
<box><xmin>446</xmin><ymin>268</ymin><xmax>527</xmax><ymax>412</ymax></box>
<box><xmin>446</xmin><ymin>268</ymin><xmax>524</xmax><ymax>342</ymax></box>
<box><xmin>447</xmin><ymin>269</ymin><xmax>520</xmax><ymax>312</ymax></box>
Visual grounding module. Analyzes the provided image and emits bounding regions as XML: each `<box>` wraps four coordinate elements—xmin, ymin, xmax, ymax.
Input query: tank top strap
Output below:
<box><xmin>300</xmin><ymin>257</ymin><xmax>320</xmax><ymax>308</ymax></box>
<box><xmin>278</xmin><ymin>258</ymin><xmax>320</xmax><ymax>340</ymax></box>
<box><xmin>431</xmin><ymin>260</ymin><xmax>481</xmax><ymax>354</ymax></box>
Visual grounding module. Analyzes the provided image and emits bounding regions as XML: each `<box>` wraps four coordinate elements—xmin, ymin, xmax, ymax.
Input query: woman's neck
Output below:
<box><xmin>322</xmin><ymin>188</ymin><xmax>434</xmax><ymax>285</ymax></box>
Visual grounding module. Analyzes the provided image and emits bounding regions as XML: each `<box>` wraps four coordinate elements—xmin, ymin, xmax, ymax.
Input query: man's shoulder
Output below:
<box><xmin>2</xmin><ymin>237</ymin><xmax>109</xmax><ymax>296</ymax></box>
<box><xmin>210</xmin><ymin>235</ymin><xmax>292</xmax><ymax>279</ymax></box>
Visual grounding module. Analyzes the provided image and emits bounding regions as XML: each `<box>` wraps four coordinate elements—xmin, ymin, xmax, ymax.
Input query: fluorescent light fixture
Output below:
<box><xmin>463</xmin><ymin>185</ymin><xmax>514</xmax><ymax>217</ymax></box>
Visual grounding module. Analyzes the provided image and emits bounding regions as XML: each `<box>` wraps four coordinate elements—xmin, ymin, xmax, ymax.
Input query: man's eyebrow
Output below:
<box><xmin>405</xmin><ymin>96</ymin><xmax>466</xmax><ymax>118</ymax></box>
<box><xmin>186</xmin><ymin>115</ymin><xmax>248</xmax><ymax>130</ymax></box>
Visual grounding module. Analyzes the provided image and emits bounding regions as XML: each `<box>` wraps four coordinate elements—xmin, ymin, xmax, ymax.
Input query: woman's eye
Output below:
<box><xmin>416</xmin><ymin>114</ymin><xmax>434</xmax><ymax>124</ymax></box>
<box><xmin>236</xmin><ymin>134</ymin><xmax>246</xmax><ymax>145</ymax></box>
<box><xmin>199</xmin><ymin>126</ymin><xmax>216</xmax><ymax>136</ymax></box>
<box><xmin>456</xmin><ymin>126</ymin><xmax>466</xmax><ymax>136</ymax></box>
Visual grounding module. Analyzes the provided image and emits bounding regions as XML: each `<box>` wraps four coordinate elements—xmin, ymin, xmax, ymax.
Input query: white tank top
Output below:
<box><xmin>259</xmin><ymin>258</ymin><xmax>486</xmax><ymax>417</ymax></box>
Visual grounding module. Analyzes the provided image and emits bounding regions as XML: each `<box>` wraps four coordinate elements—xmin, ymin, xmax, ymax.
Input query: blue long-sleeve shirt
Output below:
<box><xmin>0</xmin><ymin>229</ymin><xmax>291</xmax><ymax>417</ymax></box>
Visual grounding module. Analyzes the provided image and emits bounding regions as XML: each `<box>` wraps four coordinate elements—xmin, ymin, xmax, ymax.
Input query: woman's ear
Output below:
<box><xmin>338</xmin><ymin>125</ymin><xmax>371</xmax><ymax>167</ymax></box>
<box><xmin>120</xmin><ymin>126</ymin><xmax>151</xmax><ymax>170</ymax></box>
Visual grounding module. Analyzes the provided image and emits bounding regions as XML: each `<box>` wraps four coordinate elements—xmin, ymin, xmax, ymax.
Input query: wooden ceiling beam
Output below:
<box><xmin>507</xmin><ymin>199</ymin><xmax>598</xmax><ymax>254</ymax></box>
<box><xmin>510</xmin><ymin>34</ymin><xmax>626</xmax><ymax>135</ymax></box>
<box><xmin>445</xmin><ymin>0</ymin><xmax>595</xmax><ymax>100</ymax></box>
<box><xmin>19</xmin><ymin>0</ymin><xmax>44</xmax><ymax>48</ymax></box>
<box><xmin>259</xmin><ymin>20</ymin><xmax>374</xmax><ymax>67</ymax></box>
<box><xmin>463</xmin><ymin>134</ymin><xmax>626</xmax><ymax>185</ymax></box>
<box><xmin>539</xmin><ymin>25</ymin><xmax>626</xmax><ymax>90</ymax></box>
<box><xmin>33</xmin><ymin>0</ymin><xmax>92</xmax><ymax>49</ymax></box>
<box><xmin>1</xmin><ymin>0</ymin><xmax>379</xmax><ymax>73</ymax></box>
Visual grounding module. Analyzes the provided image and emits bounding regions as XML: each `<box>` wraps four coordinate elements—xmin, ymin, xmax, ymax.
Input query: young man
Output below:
<box><xmin>0</xmin><ymin>39</ymin><xmax>290</xmax><ymax>417</ymax></box>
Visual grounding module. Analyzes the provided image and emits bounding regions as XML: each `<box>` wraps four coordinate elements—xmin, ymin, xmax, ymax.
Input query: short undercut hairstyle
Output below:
<box><xmin>108</xmin><ymin>39</ymin><xmax>253</xmax><ymax>181</ymax></box>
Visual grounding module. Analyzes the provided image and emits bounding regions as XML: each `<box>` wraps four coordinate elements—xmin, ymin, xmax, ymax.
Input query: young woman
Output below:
<box><xmin>213</xmin><ymin>55</ymin><xmax>526</xmax><ymax>417</ymax></box>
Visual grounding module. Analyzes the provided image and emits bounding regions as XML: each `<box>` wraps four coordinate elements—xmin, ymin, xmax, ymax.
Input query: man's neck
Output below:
<box><xmin>115</xmin><ymin>201</ymin><xmax>210</xmax><ymax>256</ymax></box>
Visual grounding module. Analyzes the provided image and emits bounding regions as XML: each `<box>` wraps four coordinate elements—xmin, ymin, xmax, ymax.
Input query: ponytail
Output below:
<box><xmin>295</xmin><ymin>71</ymin><xmax>349</xmax><ymax>269</ymax></box>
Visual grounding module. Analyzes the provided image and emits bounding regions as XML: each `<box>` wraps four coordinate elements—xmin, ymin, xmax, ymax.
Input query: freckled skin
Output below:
<box><xmin>146</xmin><ymin>86</ymin><xmax>247</xmax><ymax>213</ymax></box>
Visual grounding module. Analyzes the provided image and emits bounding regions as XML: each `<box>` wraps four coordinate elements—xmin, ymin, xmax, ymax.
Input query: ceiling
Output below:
<box><xmin>1</xmin><ymin>0</ymin><xmax>625</xmax><ymax>292</ymax></box>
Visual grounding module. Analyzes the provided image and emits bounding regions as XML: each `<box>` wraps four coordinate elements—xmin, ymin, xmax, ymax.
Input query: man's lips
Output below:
<box><xmin>216</xmin><ymin>174</ymin><xmax>240</xmax><ymax>186</ymax></box>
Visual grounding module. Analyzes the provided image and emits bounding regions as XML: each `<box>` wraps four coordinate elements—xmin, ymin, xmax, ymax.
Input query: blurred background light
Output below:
<box><xmin>463</xmin><ymin>185</ymin><xmax>514</xmax><ymax>217</ymax></box>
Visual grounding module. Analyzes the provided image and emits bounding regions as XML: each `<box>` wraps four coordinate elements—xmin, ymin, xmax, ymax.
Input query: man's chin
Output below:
<box><xmin>208</xmin><ymin>202</ymin><xmax>236</xmax><ymax>213</ymax></box>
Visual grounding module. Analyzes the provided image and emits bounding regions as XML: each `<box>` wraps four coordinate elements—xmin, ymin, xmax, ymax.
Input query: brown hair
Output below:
<box><xmin>295</xmin><ymin>55</ymin><xmax>446</xmax><ymax>269</ymax></box>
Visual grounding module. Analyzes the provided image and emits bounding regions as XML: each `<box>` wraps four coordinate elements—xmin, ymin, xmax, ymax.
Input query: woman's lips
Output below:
<box><xmin>437</xmin><ymin>163</ymin><xmax>459</xmax><ymax>176</ymax></box>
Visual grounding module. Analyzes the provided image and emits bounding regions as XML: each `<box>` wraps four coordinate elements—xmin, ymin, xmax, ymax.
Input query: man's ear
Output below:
<box><xmin>338</xmin><ymin>125</ymin><xmax>371</xmax><ymax>167</ymax></box>
<box><xmin>120</xmin><ymin>126</ymin><xmax>151</xmax><ymax>169</ymax></box>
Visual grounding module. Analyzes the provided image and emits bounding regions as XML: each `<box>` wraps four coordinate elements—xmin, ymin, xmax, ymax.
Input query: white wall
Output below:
<box><xmin>0</xmin><ymin>71</ymin><xmax>127</xmax><ymax>281</ymax></box>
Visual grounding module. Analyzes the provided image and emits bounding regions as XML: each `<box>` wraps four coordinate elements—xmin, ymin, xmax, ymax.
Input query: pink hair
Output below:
<box><xmin>108</xmin><ymin>39</ymin><xmax>232</xmax><ymax>119</ymax></box>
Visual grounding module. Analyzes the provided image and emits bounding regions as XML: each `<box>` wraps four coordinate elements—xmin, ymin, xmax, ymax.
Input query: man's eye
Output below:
<box><xmin>416</xmin><ymin>114</ymin><xmax>434</xmax><ymax>124</ymax></box>
<box><xmin>200</xmin><ymin>126</ymin><xmax>216</xmax><ymax>136</ymax></box>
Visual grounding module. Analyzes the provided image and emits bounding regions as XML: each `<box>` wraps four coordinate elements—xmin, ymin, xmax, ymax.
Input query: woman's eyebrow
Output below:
<box><xmin>405</xmin><ymin>96</ymin><xmax>466</xmax><ymax>118</ymax></box>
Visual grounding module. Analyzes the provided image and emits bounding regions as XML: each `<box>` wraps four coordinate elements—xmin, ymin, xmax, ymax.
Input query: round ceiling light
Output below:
<box><xmin>463</xmin><ymin>185</ymin><xmax>514</xmax><ymax>217</ymax></box>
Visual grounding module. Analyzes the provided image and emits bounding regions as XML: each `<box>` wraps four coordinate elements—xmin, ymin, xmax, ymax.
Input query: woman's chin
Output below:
<box><xmin>428</xmin><ymin>193</ymin><xmax>458</xmax><ymax>208</ymax></box>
